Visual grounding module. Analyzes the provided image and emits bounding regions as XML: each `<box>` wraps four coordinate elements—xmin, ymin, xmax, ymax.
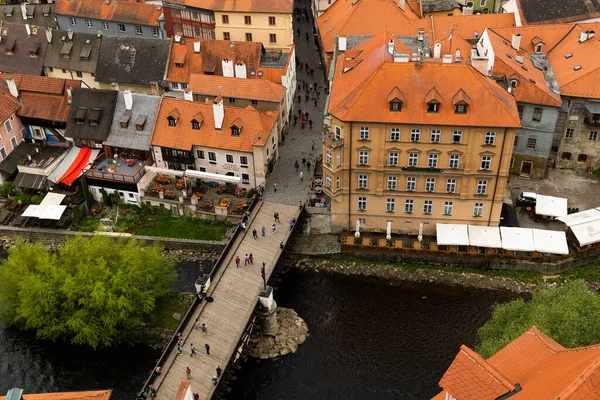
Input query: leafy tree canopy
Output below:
<box><xmin>0</xmin><ymin>235</ymin><xmax>176</xmax><ymax>349</ymax></box>
<box><xmin>477</xmin><ymin>279</ymin><xmax>600</xmax><ymax>358</ymax></box>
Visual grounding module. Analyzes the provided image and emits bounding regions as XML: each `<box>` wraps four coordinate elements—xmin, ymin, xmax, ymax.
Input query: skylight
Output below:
<box><xmin>565</xmin><ymin>53</ymin><xmax>573</xmax><ymax>59</ymax></box>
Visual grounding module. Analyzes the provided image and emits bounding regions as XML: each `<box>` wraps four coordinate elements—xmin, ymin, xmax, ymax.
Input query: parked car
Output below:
<box><xmin>517</xmin><ymin>191</ymin><xmax>537</xmax><ymax>206</ymax></box>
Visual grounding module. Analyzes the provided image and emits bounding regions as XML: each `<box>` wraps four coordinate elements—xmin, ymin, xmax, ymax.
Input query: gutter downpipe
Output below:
<box><xmin>348</xmin><ymin>121</ymin><xmax>353</xmax><ymax>230</ymax></box>
<box><xmin>488</xmin><ymin>127</ymin><xmax>508</xmax><ymax>226</ymax></box>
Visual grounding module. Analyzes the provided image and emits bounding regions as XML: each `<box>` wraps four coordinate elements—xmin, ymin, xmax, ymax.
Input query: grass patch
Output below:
<box><xmin>75</xmin><ymin>216</ymin><xmax>100</xmax><ymax>232</ymax></box>
<box><xmin>134</xmin><ymin>216</ymin><xmax>229</xmax><ymax>240</ymax></box>
<box><xmin>149</xmin><ymin>292</ymin><xmax>194</xmax><ymax>330</ymax></box>
<box><xmin>559</xmin><ymin>264</ymin><xmax>600</xmax><ymax>282</ymax></box>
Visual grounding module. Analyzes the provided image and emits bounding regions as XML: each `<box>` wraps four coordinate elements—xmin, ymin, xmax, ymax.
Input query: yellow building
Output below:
<box><xmin>323</xmin><ymin>33</ymin><xmax>521</xmax><ymax>234</ymax></box>
<box><xmin>184</xmin><ymin>0</ymin><xmax>293</xmax><ymax>50</ymax></box>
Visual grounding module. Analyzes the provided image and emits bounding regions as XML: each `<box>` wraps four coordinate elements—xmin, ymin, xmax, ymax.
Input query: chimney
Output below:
<box><xmin>418</xmin><ymin>28</ymin><xmax>425</xmax><ymax>42</ymax></box>
<box><xmin>338</xmin><ymin>36</ymin><xmax>347</xmax><ymax>51</ymax></box>
<box><xmin>96</xmin><ymin>31</ymin><xmax>102</xmax><ymax>38</ymax></box>
<box><xmin>25</xmin><ymin>24</ymin><xmax>30</xmax><ymax>37</ymax></box>
<box><xmin>511</xmin><ymin>33</ymin><xmax>521</xmax><ymax>50</ymax></box>
<box><xmin>411</xmin><ymin>53</ymin><xmax>419</xmax><ymax>61</ymax></box>
<box><xmin>442</xmin><ymin>54</ymin><xmax>453</xmax><ymax>63</ymax></box>
<box><xmin>45</xmin><ymin>27</ymin><xmax>52</xmax><ymax>44</ymax></box>
<box><xmin>398</xmin><ymin>0</ymin><xmax>405</xmax><ymax>11</ymax></box>
<box><xmin>174</xmin><ymin>34</ymin><xmax>181</xmax><ymax>43</ymax></box>
<box><xmin>150</xmin><ymin>81</ymin><xmax>159</xmax><ymax>96</ymax></box>
<box><xmin>66</xmin><ymin>87</ymin><xmax>72</xmax><ymax>104</ymax></box>
<box><xmin>21</xmin><ymin>3</ymin><xmax>27</xmax><ymax>20</ymax></box>
<box><xmin>234</xmin><ymin>62</ymin><xmax>247</xmax><ymax>78</ymax></box>
<box><xmin>213</xmin><ymin>96</ymin><xmax>224</xmax><ymax>130</ymax></box>
<box><xmin>515</xmin><ymin>50</ymin><xmax>524</xmax><ymax>64</ymax></box>
<box><xmin>67</xmin><ymin>29</ymin><xmax>73</xmax><ymax>40</ymax></box>
<box><xmin>387</xmin><ymin>39</ymin><xmax>394</xmax><ymax>56</ymax></box>
<box><xmin>193</xmin><ymin>41</ymin><xmax>200</xmax><ymax>53</ymax></box>
<box><xmin>123</xmin><ymin>90</ymin><xmax>133</xmax><ymax>110</ymax></box>
<box><xmin>580</xmin><ymin>30</ymin><xmax>589</xmax><ymax>42</ymax></box>
<box><xmin>393</xmin><ymin>53</ymin><xmax>410</xmax><ymax>62</ymax></box>
<box><xmin>433</xmin><ymin>42</ymin><xmax>441</xmax><ymax>58</ymax></box>
<box><xmin>5</xmin><ymin>76</ymin><xmax>18</xmax><ymax>98</ymax></box>
<box><xmin>183</xmin><ymin>89</ymin><xmax>193</xmax><ymax>101</ymax></box>
<box><xmin>222</xmin><ymin>59</ymin><xmax>234</xmax><ymax>77</ymax></box>
<box><xmin>455</xmin><ymin>49</ymin><xmax>461</xmax><ymax>62</ymax></box>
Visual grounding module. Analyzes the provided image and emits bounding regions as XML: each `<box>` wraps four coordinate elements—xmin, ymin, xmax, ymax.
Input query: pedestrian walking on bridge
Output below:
<box><xmin>186</xmin><ymin>367</ymin><xmax>191</xmax><ymax>379</ymax></box>
<box><xmin>205</xmin><ymin>343</ymin><xmax>211</xmax><ymax>356</ymax></box>
<box><xmin>190</xmin><ymin>343</ymin><xmax>196</xmax><ymax>357</ymax></box>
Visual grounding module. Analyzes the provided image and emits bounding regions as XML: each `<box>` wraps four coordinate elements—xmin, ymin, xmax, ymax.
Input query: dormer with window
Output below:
<box><xmin>387</xmin><ymin>86</ymin><xmax>405</xmax><ymax>112</ymax></box>
<box><xmin>80</xmin><ymin>42</ymin><xmax>92</xmax><ymax>61</ymax></box>
<box><xmin>4</xmin><ymin>7</ymin><xmax>12</xmax><ymax>17</ymax></box>
<box><xmin>4</xmin><ymin>39</ymin><xmax>16</xmax><ymax>55</ymax></box>
<box><xmin>60</xmin><ymin>41</ymin><xmax>73</xmax><ymax>58</ymax></box>
<box><xmin>120</xmin><ymin>110</ymin><xmax>131</xmax><ymax>128</ymax></box>
<box><xmin>532</xmin><ymin>36</ymin><xmax>544</xmax><ymax>54</ymax></box>
<box><xmin>167</xmin><ymin>109</ymin><xmax>180</xmax><ymax>126</ymax></box>
<box><xmin>453</xmin><ymin>89</ymin><xmax>470</xmax><ymax>114</ymax></box>
<box><xmin>424</xmin><ymin>87</ymin><xmax>442</xmax><ymax>113</ymax></box>
<box><xmin>29</xmin><ymin>41</ymin><xmax>40</xmax><ymax>58</ymax></box>
<box><xmin>88</xmin><ymin>108</ymin><xmax>101</xmax><ymax>126</ymax></box>
<box><xmin>230</xmin><ymin>117</ymin><xmax>244</xmax><ymax>136</ymax></box>
<box><xmin>135</xmin><ymin>115</ymin><xmax>147</xmax><ymax>131</ymax></box>
<box><xmin>509</xmin><ymin>74</ymin><xmax>520</xmax><ymax>89</ymax></box>
<box><xmin>191</xmin><ymin>112</ymin><xmax>204</xmax><ymax>130</ymax></box>
<box><xmin>174</xmin><ymin>52</ymin><xmax>186</xmax><ymax>68</ymax></box>
<box><xmin>75</xmin><ymin>107</ymin><xmax>87</xmax><ymax>124</ymax></box>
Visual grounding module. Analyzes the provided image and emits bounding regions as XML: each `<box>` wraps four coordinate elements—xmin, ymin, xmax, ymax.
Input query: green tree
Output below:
<box><xmin>0</xmin><ymin>235</ymin><xmax>176</xmax><ymax>349</ymax></box>
<box><xmin>80</xmin><ymin>176</ymin><xmax>94</xmax><ymax>210</ymax></box>
<box><xmin>477</xmin><ymin>279</ymin><xmax>600</xmax><ymax>358</ymax></box>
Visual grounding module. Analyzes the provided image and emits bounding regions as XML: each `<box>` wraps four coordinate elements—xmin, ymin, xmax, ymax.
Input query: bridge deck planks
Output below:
<box><xmin>153</xmin><ymin>201</ymin><xmax>299</xmax><ymax>400</ymax></box>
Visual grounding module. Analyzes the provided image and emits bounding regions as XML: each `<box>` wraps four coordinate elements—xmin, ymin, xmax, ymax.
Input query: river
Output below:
<box><xmin>0</xmin><ymin>264</ymin><xmax>516</xmax><ymax>399</ymax></box>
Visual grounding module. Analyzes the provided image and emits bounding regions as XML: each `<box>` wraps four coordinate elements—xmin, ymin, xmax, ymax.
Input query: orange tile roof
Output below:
<box><xmin>485</xmin><ymin>29</ymin><xmax>562</xmax><ymax>107</ymax></box>
<box><xmin>182</xmin><ymin>0</ymin><xmax>293</xmax><ymax>13</ymax></box>
<box><xmin>547</xmin><ymin>24</ymin><xmax>600</xmax><ymax>99</ymax></box>
<box><xmin>175</xmin><ymin>381</ymin><xmax>191</xmax><ymax>400</ymax></box>
<box><xmin>0</xmin><ymin>74</ymin><xmax>81</xmax><ymax>122</ymax></box>
<box><xmin>0</xmin><ymin>78</ymin><xmax>20</xmax><ymax>123</ymax></box>
<box><xmin>152</xmin><ymin>97</ymin><xmax>277</xmax><ymax>152</ymax></box>
<box><xmin>166</xmin><ymin>38</ymin><xmax>263</xmax><ymax>84</ymax></box>
<box><xmin>435</xmin><ymin>326</ymin><xmax>600</xmax><ymax>399</ymax></box>
<box><xmin>328</xmin><ymin>32</ymin><xmax>521</xmax><ymax>128</ymax></box>
<box><xmin>0</xmin><ymin>390</ymin><xmax>112</xmax><ymax>400</ymax></box>
<box><xmin>188</xmin><ymin>73</ymin><xmax>285</xmax><ymax>102</ymax></box>
<box><xmin>55</xmin><ymin>0</ymin><xmax>162</xmax><ymax>27</ymax></box>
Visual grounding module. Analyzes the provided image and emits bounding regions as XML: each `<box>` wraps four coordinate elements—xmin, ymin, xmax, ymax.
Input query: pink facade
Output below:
<box><xmin>0</xmin><ymin>113</ymin><xmax>25</xmax><ymax>183</ymax></box>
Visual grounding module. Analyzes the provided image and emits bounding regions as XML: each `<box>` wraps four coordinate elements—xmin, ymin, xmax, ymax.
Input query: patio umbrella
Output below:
<box><xmin>386</xmin><ymin>221</ymin><xmax>392</xmax><ymax>240</ymax></box>
<box><xmin>355</xmin><ymin>219</ymin><xmax>361</xmax><ymax>238</ymax></box>
<box><xmin>418</xmin><ymin>222</ymin><xmax>423</xmax><ymax>242</ymax></box>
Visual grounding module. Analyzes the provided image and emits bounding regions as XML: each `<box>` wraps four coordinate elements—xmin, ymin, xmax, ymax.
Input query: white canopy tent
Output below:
<box><xmin>184</xmin><ymin>170</ymin><xmax>241</xmax><ymax>183</ymax></box>
<box><xmin>40</xmin><ymin>193</ymin><xmax>65</xmax><ymax>206</ymax></box>
<box><xmin>436</xmin><ymin>223</ymin><xmax>469</xmax><ymax>246</ymax></box>
<box><xmin>21</xmin><ymin>205</ymin><xmax>44</xmax><ymax>218</ymax></box>
<box><xmin>557</xmin><ymin>209</ymin><xmax>600</xmax><ymax>227</ymax></box>
<box><xmin>468</xmin><ymin>225</ymin><xmax>502</xmax><ymax>248</ymax></box>
<box><xmin>500</xmin><ymin>227</ymin><xmax>535</xmax><ymax>252</ymax></box>
<box><xmin>570</xmin><ymin>219</ymin><xmax>600</xmax><ymax>246</ymax></box>
<box><xmin>21</xmin><ymin>193</ymin><xmax>68</xmax><ymax>221</ymax></box>
<box><xmin>535</xmin><ymin>194</ymin><xmax>568</xmax><ymax>217</ymax></box>
<box><xmin>532</xmin><ymin>229</ymin><xmax>569</xmax><ymax>255</ymax></box>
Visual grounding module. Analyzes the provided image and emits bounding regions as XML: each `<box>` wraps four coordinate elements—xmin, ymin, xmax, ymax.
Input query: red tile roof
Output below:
<box><xmin>328</xmin><ymin>32</ymin><xmax>521</xmax><ymax>128</ymax></box>
<box><xmin>55</xmin><ymin>0</ymin><xmax>162</xmax><ymax>27</ymax></box>
<box><xmin>182</xmin><ymin>0</ymin><xmax>293</xmax><ymax>13</ymax></box>
<box><xmin>188</xmin><ymin>73</ymin><xmax>285</xmax><ymax>102</ymax></box>
<box><xmin>152</xmin><ymin>97</ymin><xmax>277</xmax><ymax>152</ymax></box>
<box><xmin>435</xmin><ymin>326</ymin><xmax>600</xmax><ymax>399</ymax></box>
<box><xmin>0</xmin><ymin>73</ymin><xmax>81</xmax><ymax>122</ymax></box>
<box><xmin>0</xmin><ymin>390</ymin><xmax>111</xmax><ymax>400</ymax></box>
<box><xmin>0</xmin><ymin>78</ymin><xmax>20</xmax><ymax>123</ymax></box>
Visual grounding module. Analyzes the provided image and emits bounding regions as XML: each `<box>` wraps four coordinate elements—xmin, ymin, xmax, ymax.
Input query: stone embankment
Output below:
<box><xmin>247</xmin><ymin>308</ymin><xmax>309</xmax><ymax>359</ymax></box>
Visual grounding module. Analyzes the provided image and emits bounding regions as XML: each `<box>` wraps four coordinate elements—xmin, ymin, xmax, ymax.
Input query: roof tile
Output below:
<box><xmin>55</xmin><ymin>0</ymin><xmax>162</xmax><ymax>27</ymax></box>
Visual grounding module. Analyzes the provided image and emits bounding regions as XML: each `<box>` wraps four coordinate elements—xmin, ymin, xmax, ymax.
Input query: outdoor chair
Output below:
<box><xmin>378</xmin><ymin>239</ymin><xmax>387</xmax><ymax>247</ymax></box>
<box><xmin>362</xmin><ymin>237</ymin><xmax>372</xmax><ymax>246</ymax></box>
<box><xmin>413</xmin><ymin>241</ymin><xmax>422</xmax><ymax>250</ymax></box>
<box><xmin>429</xmin><ymin>242</ymin><xmax>438</xmax><ymax>251</ymax></box>
<box><xmin>394</xmin><ymin>239</ymin><xmax>404</xmax><ymax>248</ymax></box>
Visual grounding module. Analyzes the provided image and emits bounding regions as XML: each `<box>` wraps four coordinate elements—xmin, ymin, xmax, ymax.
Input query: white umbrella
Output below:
<box><xmin>386</xmin><ymin>221</ymin><xmax>392</xmax><ymax>240</ymax></box>
<box><xmin>355</xmin><ymin>219</ymin><xmax>361</xmax><ymax>238</ymax></box>
<box><xmin>418</xmin><ymin>222</ymin><xmax>423</xmax><ymax>242</ymax></box>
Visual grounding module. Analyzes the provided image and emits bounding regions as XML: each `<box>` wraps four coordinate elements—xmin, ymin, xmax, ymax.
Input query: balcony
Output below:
<box><xmin>584</xmin><ymin>116</ymin><xmax>600</xmax><ymax>127</ymax></box>
<box><xmin>84</xmin><ymin>154</ymin><xmax>150</xmax><ymax>184</ymax></box>
<box><xmin>323</xmin><ymin>132</ymin><xmax>344</xmax><ymax>148</ymax></box>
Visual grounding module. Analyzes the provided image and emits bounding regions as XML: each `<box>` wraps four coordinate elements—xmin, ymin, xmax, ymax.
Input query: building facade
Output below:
<box><xmin>213</xmin><ymin>9</ymin><xmax>293</xmax><ymax>50</ymax></box>
<box><xmin>162</xmin><ymin>4</ymin><xmax>216</xmax><ymax>39</ymax></box>
<box><xmin>323</xmin><ymin>34</ymin><xmax>520</xmax><ymax>234</ymax></box>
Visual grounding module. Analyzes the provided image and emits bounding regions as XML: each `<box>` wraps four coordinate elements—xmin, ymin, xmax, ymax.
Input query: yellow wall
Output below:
<box><xmin>423</xmin><ymin>9</ymin><xmax>462</xmax><ymax>18</ymax></box>
<box><xmin>214</xmin><ymin>11</ymin><xmax>293</xmax><ymax>50</ymax></box>
<box><xmin>45</xmin><ymin>67</ymin><xmax>100</xmax><ymax>89</ymax></box>
<box><xmin>322</xmin><ymin>117</ymin><xmax>515</xmax><ymax>233</ymax></box>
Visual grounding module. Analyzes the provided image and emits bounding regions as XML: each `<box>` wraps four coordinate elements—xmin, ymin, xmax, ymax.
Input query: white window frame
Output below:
<box><xmin>480</xmin><ymin>156</ymin><xmax>492</xmax><ymax>170</ymax></box>
<box><xmin>325</xmin><ymin>174</ymin><xmax>332</xmax><ymax>188</ymax></box>
<box><xmin>334</xmin><ymin>125</ymin><xmax>342</xmax><ymax>140</ymax></box>
<box><xmin>4</xmin><ymin>119</ymin><xmax>12</xmax><ymax>133</ymax></box>
<box><xmin>410</xmin><ymin>128</ymin><xmax>420</xmax><ymax>142</ymax></box>
<box><xmin>135</xmin><ymin>26</ymin><xmax>143</xmax><ymax>35</ymax></box>
<box><xmin>358</xmin><ymin>197</ymin><xmax>367</xmax><ymax>211</ymax></box>
<box><xmin>404</xmin><ymin>199</ymin><xmax>414</xmax><ymax>213</ymax></box>
<box><xmin>425</xmin><ymin>178</ymin><xmax>435</xmax><ymax>192</ymax></box>
<box><xmin>358</xmin><ymin>151</ymin><xmax>369</xmax><ymax>165</ymax></box>
<box><xmin>325</xmin><ymin>151</ymin><xmax>332</xmax><ymax>165</ymax></box>
<box><xmin>336</xmin><ymin>152</ymin><xmax>341</xmax><ymax>167</ymax></box>
<box><xmin>452</xmin><ymin>130</ymin><xmax>462</xmax><ymax>144</ymax></box>
<box><xmin>476</xmin><ymin>180</ymin><xmax>488</xmax><ymax>195</ymax></box>
<box><xmin>152</xmin><ymin>27</ymin><xmax>160</xmax><ymax>36</ymax></box>
<box><xmin>85</xmin><ymin>19</ymin><xmax>93</xmax><ymax>29</ymax></box>
<box><xmin>430</xmin><ymin>129</ymin><xmax>441</xmax><ymax>143</ymax></box>
<box><xmin>565</xmin><ymin>128</ymin><xmax>574</xmax><ymax>139</ymax></box>
<box><xmin>225</xmin><ymin>154</ymin><xmax>234</xmax><ymax>163</ymax></box>
<box><xmin>208</xmin><ymin>151</ymin><xmax>217</xmax><ymax>162</ymax></box>
<box><xmin>388</xmin><ymin>152</ymin><xmax>399</xmax><ymax>166</ymax></box>
<box><xmin>336</xmin><ymin>176</ymin><xmax>341</xmax><ymax>191</ymax></box>
<box><xmin>390</xmin><ymin>127</ymin><xmax>400</xmax><ymax>141</ymax></box>
<box><xmin>386</xmin><ymin>198</ymin><xmax>395</xmax><ymax>212</ymax></box>
<box><xmin>423</xmin><ymin>200</ymin><xmax>433</xmax><ymax>215</ymax></box>
<box><xmin>474</xmin><ymin>202</ymin><xmax>484</xmax><ymax>217</ymax></box>
<box><xmin>69</xmin><ymin>17</ymin><xmax>77</xmax><ymax>26</ymax></box>
<box><xmin>449</xmin><ymin>155</ymin><xmax>459</xmax><ymax>169</ymax></box>
<box><xmin>387</xmin><ymin>176</ymin><xmax>397</xmax><ymax>190</ymax></box>
<box><xmin>118</xmin><ymin>23</ymin><xmax>126</xmax><ymax>32</ymax></box>
<box><xmin>428</xmin><ymin>154</ymin><xmax>438</xmax><ymax>168</ymax></box>
<box><xmin>406</xmin><ymin>177</ymin><xmax>416</xmax><ymax>191</ymax></box>
<box><xmin>443</xmin><ymin>201</ymin><xmax>453</xmax><ymax>215</ymax></box>
<box><xmin>240</xmin><ymin>155</ymin><xmax>248</xmax><ymax>166</ymax></box>
<box><xmin>446</xmin><ymin>179</ymin><xmax>456</xmax><ymax>193</ymax></box>
<box><xmin>101</xmin><ymin>21</ymin><xmax>109</xmax><ymax>30</ymax></box>
<box><xmin>484</xmin><ymin>131</ymin><xmax>496</xmax><ymax>145</ymax></box>
<box><xmin>10</xmin><ymin>136</ymin><xmax>17</xmax><ymax>149</ymax></box>
<box><xmin>408</xmin><ymin>153</ymin><xmax>418</xmax><ymax>167</ymax></box>
<box><xmin>0</xmin><ymin>146</ymin><xmax>7</xmax><ymax>159</ymax></box>
<box><xmin>197</xmin><ymin>149</ymin><xmax>205</xmax><ymax>159</ymax></box>
<box><xmin>359</xmin><ymin>126</ymin><xmax>370</xmax><ymax>140</ymax></box>
<box><xmin>590</xmin><ymin>131</ymin><xmax>598</xmax><ymax>141</ymax></box>
<box><xmin>358</xmin><ymin>174</ymin><xmax>368</xmax><ymax>189</ymax></box>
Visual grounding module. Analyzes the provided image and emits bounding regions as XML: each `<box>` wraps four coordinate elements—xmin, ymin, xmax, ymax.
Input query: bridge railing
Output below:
<box><xmin>138</xmin><ymin>193</ymin><xmax>261</xmax><ymax>397</ymax></box>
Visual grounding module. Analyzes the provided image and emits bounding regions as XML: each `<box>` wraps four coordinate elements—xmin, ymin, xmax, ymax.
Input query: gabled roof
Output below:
<box><xmin>165</xmin><ymin>38</ymin><xmax>263</xmax><ymax>84</ymax></box>
<box><xmin>328</xmin><ymin>32</ymin><xmax>521</xmax><ymax>127</ymax></box>
<box><xmin>516</xmin><ymin>0</ymin><xmax>600</xmax><ymax>25</ymax></box>
<box><xmin>491</xmin><ymin>24</ymin><xmax>574</xmax><ymax>54</ymax></box>
<box><xmin>547</xmin><ymin>24</ymin><xmax>600</xmax><ymax>99</ymax></box>
<box><xmin>486</xmin><ymin>29</ymin><xmax>562</xmax><ymax>107</ymax></box>
<box><xmin>55</xmin><ymin>0</ymin><xmax>162</xmax><ymax>27</ymax></box>
<box><xmin>0</xmin><ymin>21</ymin><xmax>48</xmax><ymax>76</ymax></box>
<box><xmin>0</xmin><ymin>78</ymin><xmax>20</xmax><ymax>122</ymax></box>
<box><xmin>95</xmin><ymin>36</ymin><xmax>170</xmax><ymax>86</ymax></box>
<box><xmin>0</xmin><ymin>4</ymin><xmax>56</xmax><ymax>29</ymax></box>
<box><xmin>64</xmin><ymin>88</ymin><xmax>118</xmax><ymax>141</ymax></box>
<box><xmin>188</xmin><ymin>73</ymin><xmax>285</xmax><ymax>102</ymax></box>
<box><xmin>151</xmin><ymin>97</ymin><xmax>277</xmax><ymax>153</ymax></box>
<box><xmin>180</xmin><ymin>0</ymin><xmax>293</xmax><ymax>13</ymax></box>
<box><xmin>43</xmin><ymin>30</ymin><xmax>102</xmax><ymax>74</ymax></box>
<box><xmin>436</xmin><ymin>326</ymin><xmax>600</xmax><ymax>399</ymax></box>
<box><xmin>0</xmin><ymin>390</ymin><xmax>111</xmax><ymax>400</ymax></box>
<box><xmin>0</xmin><ymin>74</ymin><xmax>81</xmax><ymax>122</ymax></box>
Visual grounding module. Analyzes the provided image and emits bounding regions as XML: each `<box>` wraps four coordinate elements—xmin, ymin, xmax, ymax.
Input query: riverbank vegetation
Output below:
<box><xmin>476</xmin><ymin>280</ymin><xmax>600</xmax><ymax>357</ymax></box>
<box><xmin>0</xmin><ymin>236</ymin><xmax>177</xmax><ymax>349</ymax></box>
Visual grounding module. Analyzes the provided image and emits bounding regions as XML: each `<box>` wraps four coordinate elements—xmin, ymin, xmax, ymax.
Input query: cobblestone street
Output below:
<box><xmin>262</xmin><ymin>0</ymin><xmax>326</xmax><ymax>207</ymax></box>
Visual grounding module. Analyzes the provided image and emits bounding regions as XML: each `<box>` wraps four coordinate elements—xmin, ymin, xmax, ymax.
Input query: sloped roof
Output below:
<box><xmin>96</xmin><ymin>36</ymin><xmax>170</xmax><ymax>86</ymax></box>
<box><xmin>0</xmin><ymin>78</ymin><xmax>20</xmax><ymax>122</ymax></box>
<box><xmin>104</xmin><ymin>91</ymin><xmax>160</xmax><ymax>150</ymax></box>
<box><xmin>516</xmin><ymin>0</ymin><xmax>600</xmax><ymax>25</ymax></box>
<box><xmin>0</xmin><ymin>21</ymin><xmax>48</xmax><ymax>76</ymax></box>
<box><xmin>188</xmin><ymin>73</ymin><xmax>285</xmax><ymax>102</ymax></box>
<box><xmin>64</xmin><ymin>88</ymin><xmax>118</xmax><ymax>141</ymax></box>
<box><xmin>0</xmin><ymin>73</ymin><xmax>81</xmax><ymax>122</ymax></box>
<box><xmin>421</xmin><ymin>0</ymin><xmax>460</xmax><ymax>13</ymax></box>
<box><xmin>436</xmin><ymin>326</ymin><xmax>600</xmax><ymax>399</ymax></box>
<box><xmin>328</xmin><ymin>33</ymin><xmax>521</xmax><ymax>128</ymax></box>
<box><xmin>486</xmin><ymin>29</ymin><xmax>562</xmax><ymax>107</ymax></box>
<box><xmin>0</xmin><ymin>4</ymin><xmax>56</xmax><ymax>29</ymax></box>
<box><xmin>547</xmin><ymin>24</ymin><xmax>600</xmax><ymax>99</ymax></box>
<box><xmin>491</xmin><ymin>23</ymin><xmax>574</xmax><ymax>54</ymax></box>
<box><xmin>413</xmin><ymin>13</ymin><xmax>517</xmax><ymax>44</ymax></box>
<box><xmin>181</xmin><ymin>0</ymin><xmax>293</xmax><ymax>13</ymax></box>
<box><xmin>43</xmin><ymin>30</ymin><xmax>102</xmax><ymax>74</ymax></box>
<box><xmin>151</xmin><ymin>97</ymin><xmax>277</xmax><ymax>152</ymax></box>
<box><xmin>0</xmin><ymin>390</ymin><xmax>111</xmax><ymax>400</ymax></box>
<box><xmin>55</xmin><ymin>0</ymin><xmax>162</xmax><ymax>27</ymax></box>
<box><xmin>165</xmin><ymin>38</ymin><xmax>263</xmax><ymax>84</ymax></box>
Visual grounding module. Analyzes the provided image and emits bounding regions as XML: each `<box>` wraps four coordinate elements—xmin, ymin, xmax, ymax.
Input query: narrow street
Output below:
<box><xmin>263</xmin><ymin>0</ymin><xmax>326</xmax><ymax>206</ymax></box>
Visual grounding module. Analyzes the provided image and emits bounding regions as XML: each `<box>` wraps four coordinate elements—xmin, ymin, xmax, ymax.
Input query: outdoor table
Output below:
<box><xmin>191</xmin><ymin>192</ymin><xmax>202</xmax><ymax>200</ymax></box>
<box><xmin>176</xmin><ymin>179</ymin><xmax>185</xmax><ymax>189</ymax></box>
<box><xmin>235</xmin><ymin>188</ymin><xmax>247</xmax><ymax>197</ymax></box>
<box><xmin>164</xmin><ymin>190</ymin><xmax>175</xmax><ymax>198</ymax></box>
<box><xmin>216</xmin><ymin>185</ymin><xmax>226</xmax><ymax>194</ymax></box>
<box><xmin>151</xmin><ymin>183</ymin><xmax>163</xmax><ymax>193</ymax></box>
<box><xmin>156</xmin><ymin>175</ymin><xmax>171</xmax><ymax>184</ymax></box>
<box><xmin>220</xmin><ymin>198</ymin><xmax>231</xmax><ymax>207</ymax></box>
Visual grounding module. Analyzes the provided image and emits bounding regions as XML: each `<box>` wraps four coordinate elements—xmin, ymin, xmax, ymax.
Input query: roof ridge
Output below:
<box><xmin>557</xmin><ymin>356</ymin><xmax>600</xmax><ymax>399</ymax></box>
<box><xmin>334</xmin><ymin>62</ymin><xmax>386</xmax><ymax>117</ymax></box>
<box><xmin>460</xmin><ymin>345</ymin><xmax>516</xmax><ymax>391</ymax></box>
<box><xmin>546</xmin><ymin>23</ymin><xmax>579</xmax><ymax>55</ymax></box>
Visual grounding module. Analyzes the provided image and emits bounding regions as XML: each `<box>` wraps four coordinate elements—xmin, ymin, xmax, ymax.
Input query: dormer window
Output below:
<box><xmin>389</xmin><ymin>101</ymin><xmax>401</xmax><ymax>112</ymax></box>
<box><xmin>455</xmin><ymin>104</ymin><xmax>467</xmax><ymax>114</ymax></box>
<box><xmin>425</xmin><ymin>88</ymin><xmax>442</xmax><ymax>113</ymax></box>
<box><xmin>427</xmin><ymin>103</ymin><xmax>439</xmax><ymax>113</ymax></box>
<box><xmin>120</xmin><ymin>110</ymin><xmax>131</xmax><ymax>128</ymax></box>
<box><xmin>5</xmin><ymin>39</ymin><xmax>16</xmax><ymax>55</ymax></box>
<box><xmin>535</xmin><ymin>44</ymin><xmax>543</xmax><ymax>54</ymax></box>
<box><xmin>174</xmin><ymin>53</ymin><xmax>185</xmax><ymax>68</ymax></box>
<box><xmin>387</xmin><ymin>86</ymin><xmax>405</xmax><ymax>113</ymax></box>
<box><xmin>167</xmin><ymin>116</ymin><xmax>177</xmax><ymax>126</ymax></box>
<box><xmin>5</xmin><ymin>10</ymin><xmax>12</xmax><ymax>17</ymax></box>
<box><xmin>29</xmin><ymin>41</ymin><xmax>40</xmax><ymax>58</ymax></box>
<box><xmin>135</xmin><ymin>115</ymin><xmax>147</xmax><ymax>131</ymax></box>
<box><xmin>232</xmin><ymin>127</ymin><xmax>240</xmax><ymax>136</ymax></box>
<box><xmin>191</xmin><ymin>120</ymin><xmax>200</xmax><ymax>130</ymax></box>
<box><xmin>88</xmin><ymin>108</ymin><xmax>101</xmax><ymax>126</ymax></box>
<box><xmin>230</xmin><ymin>117</ymin><xmax>244</xmax><ymax>136</ymax></box>
<box><xmin>75</xmin><ymin>107</ymin><xmax>87</xmax><ymax>124</ymax></box>
<box><xmin>452</xmin><ymin>89</ymin><xmax>470</xmax><ymax>115</ymax></box>
<box><xmin>167</xmin><ymin>109</ymin><xmax>180</xmax><ymax>126</ymax></box>
<box><xmin>191</xmin><ymin>112</ymin><xmax>203</xmax><ymax>130</ymax></box>
<box><xmin>511</xmin><ymin>79</ymin><xmax>518</xmax><ymax>88</ymax></box>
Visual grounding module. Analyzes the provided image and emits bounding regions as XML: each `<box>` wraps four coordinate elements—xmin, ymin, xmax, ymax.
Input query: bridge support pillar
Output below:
<box><xmin>258</xmin><ymin>285</ymin><xmax>279</xmax><ymax>336</ymax></box>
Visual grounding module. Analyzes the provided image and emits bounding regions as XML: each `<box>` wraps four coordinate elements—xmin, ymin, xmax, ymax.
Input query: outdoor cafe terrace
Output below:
<box><xmin>83</xmin><ymin>153</ymin><xmax>151</xmax><ymax>184</ymax></box>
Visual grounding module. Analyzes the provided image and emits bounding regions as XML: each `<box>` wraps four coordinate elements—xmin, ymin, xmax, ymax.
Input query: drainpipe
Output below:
<box><xmin>488</xmin><ymin>127</ymin><xmax>508</xmax><ymax>226</ymax></box>
<box><xmin>348</xmin><ymin>121</ymin><xmax>353</xmax><ymax>230</ymax></box>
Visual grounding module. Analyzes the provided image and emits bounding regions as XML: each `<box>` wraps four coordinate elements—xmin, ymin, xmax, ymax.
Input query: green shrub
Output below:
<box><xmin>1</xmin><ymin>181</ymin><xmax>13</xmax><ymax>197</ymax></box>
